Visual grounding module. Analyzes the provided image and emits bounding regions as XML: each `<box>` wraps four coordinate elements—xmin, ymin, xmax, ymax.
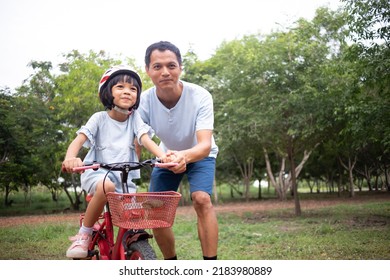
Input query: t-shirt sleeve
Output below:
<box><xmin>138</xmin><ymin>90</ymin><xmax>151</xmax><ymax>125</ymax></box>
<box><xmin>76</xmin><ymin>112</ymin><xmax>101</xmax><ymax>148</ymax></box>
<box><xmin>196</xmin><ymin>92</ymin><xmax>214</xmax><ymax>131</ymax></box>
<box><xmin>133</xmin><ymin>110</ymin><xmax>155</xmax><ymax>146</ymax></box>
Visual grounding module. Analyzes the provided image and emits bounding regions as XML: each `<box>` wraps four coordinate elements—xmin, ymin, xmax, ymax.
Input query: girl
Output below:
<box><xmin>61</xmin><ymin>65</ymin><xmax>167</xmax><ymax>258</ymax></box>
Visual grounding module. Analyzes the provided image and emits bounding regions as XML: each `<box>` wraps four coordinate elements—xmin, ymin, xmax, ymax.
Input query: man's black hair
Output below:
<box><xmin>145</xmin><ymin>41</ymin><xmax>182</xmax><ymax>67</ymax></box>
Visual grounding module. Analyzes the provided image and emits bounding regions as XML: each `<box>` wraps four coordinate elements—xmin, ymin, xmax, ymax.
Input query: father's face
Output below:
<box><xmin>145</xmin><ymin>50</ymin><xmax>182</xmax><ymax>90</ymax></box>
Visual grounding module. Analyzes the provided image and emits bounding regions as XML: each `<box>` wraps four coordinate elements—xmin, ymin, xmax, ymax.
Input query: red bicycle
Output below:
<box><xmin>71</xmin><ymin>159</ymin><xmax>181</xmax><ymax>260</ymax></box>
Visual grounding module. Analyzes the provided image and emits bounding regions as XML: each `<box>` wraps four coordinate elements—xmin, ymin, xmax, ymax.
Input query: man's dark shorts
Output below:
<box><xmin>149</xmin><ymin>157</ymin><xmax>216</xmax><ymax>195</ymax></box>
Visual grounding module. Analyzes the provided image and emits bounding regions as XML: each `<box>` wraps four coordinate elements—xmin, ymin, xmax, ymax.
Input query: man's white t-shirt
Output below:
<box><xmin>138</xmin><ymin>80</ymin><xmax>218</xmax><ymax>158</ymax></box>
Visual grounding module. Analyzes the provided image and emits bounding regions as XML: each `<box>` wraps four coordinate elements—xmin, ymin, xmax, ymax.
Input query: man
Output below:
<box><xmin>138</xmin><ymin>41</ymin><xmax>219</xmax><ymax>260</ymax></box>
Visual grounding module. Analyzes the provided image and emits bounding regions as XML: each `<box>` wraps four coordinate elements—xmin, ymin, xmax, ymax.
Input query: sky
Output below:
<box><xmin>0</xmin><ymin>0</ymin><xmax>342</xmax><ymax>91</ymax></box>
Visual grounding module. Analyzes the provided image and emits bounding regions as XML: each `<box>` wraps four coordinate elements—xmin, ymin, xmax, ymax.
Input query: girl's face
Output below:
<box><xmin>111</xmin><ymin>82</ymin><xmax>138</xmax><ymax>109</ymax></box>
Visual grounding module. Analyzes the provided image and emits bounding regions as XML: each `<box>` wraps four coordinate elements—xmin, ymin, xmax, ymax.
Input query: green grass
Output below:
<box><xmin>1</xmin><ymin>197</ymin><xmax>389</xmax><ymax>260</ymax></box>
<box><xmin>0</xmin><ymin>188</ymin><xmax>72</xmax><ymax>216</ymax></box>
<box><xmin>171</xmin><ymin>201</ymin><xmax>390</xmax><ymax>260</ymax></box>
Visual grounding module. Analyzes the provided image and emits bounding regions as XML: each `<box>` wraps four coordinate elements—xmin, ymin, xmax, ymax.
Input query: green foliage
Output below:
<box><xmin>342</xmin><ymin>0</ymin><xmax>390</xmax><ymax>152</ymax></box>
<box><xmin>1</xmin><ymin>2</ymin><xmax>389</xmax><ymax>210</ymax></box>
<box><xmin>343</xmin><ymin>0</ymin><xmax>390</xmax><ymax>42</ymax></box>
<box><xmin>55</xmin><ymin>50</ymin><xmax>119</xmax><ymax>130</ymax></box>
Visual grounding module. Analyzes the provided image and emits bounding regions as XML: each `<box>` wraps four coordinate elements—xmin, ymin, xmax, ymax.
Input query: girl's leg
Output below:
<box><xmin>83</xmin><ymin>179</ymin><xmax>115</xmax><ymax>227</ymax></box>
<box><xmin>66</xmin><ymin>179</ymin><xmax>115</xmax><ymax>258</ymax></box>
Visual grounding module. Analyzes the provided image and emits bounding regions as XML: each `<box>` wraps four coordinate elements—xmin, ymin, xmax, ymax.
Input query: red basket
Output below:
<box><xmin>106</xmin><ymin>191</ymin><xmax>181</xmax><ymax>229</ymax></box>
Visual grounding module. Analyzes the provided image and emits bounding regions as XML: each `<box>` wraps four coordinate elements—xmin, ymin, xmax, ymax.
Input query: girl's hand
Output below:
<box><xmin>158</xmin><ymin>152</ymin><xmax>176</xmax><ymax>163</ymax></box>
<box><xmin>61</xmin><ymin>157</ymin><xmax>84</xmax><ymax>173</ymax></box>
<box><xmin>158</xmin><ymin>153</ymin><xmax>168</xmax><ymax>163</ymax></box>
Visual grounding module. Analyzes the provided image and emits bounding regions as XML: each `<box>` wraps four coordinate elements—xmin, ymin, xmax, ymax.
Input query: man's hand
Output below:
<box><xmin>166</xmin><ymin>150</ymin><xmax>187</xmax><ymax>173</ymax></box>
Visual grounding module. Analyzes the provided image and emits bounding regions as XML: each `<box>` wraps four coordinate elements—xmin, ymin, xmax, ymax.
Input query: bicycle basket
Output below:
<box><xmin>106</xmin><ymin>191</ymin><xmax>181</xmax><ymax>229</ymax></box>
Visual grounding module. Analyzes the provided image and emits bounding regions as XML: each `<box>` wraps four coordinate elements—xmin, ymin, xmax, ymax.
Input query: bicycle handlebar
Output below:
<box><xmin>72</xmin><ymin>159</ymin><xmax>178</xmax><ymax>172</ymax></box>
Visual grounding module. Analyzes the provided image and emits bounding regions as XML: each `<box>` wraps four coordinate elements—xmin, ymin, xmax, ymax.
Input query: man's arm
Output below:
<box><xmin>168</xmin><ymin>129</ymin><xmax>212</xmax><ymax>173</ymax></box>
<box><xmin>182</xmin><ymin>129</ymin><xmax>212</xmax><ymax>163</ymax></box>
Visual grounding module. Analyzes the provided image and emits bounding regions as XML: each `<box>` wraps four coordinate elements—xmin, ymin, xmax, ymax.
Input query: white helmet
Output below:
<box><xmin>98</xmin><ymin>65</ymin><xmax>142</xmax><ymax>110</ymax></box>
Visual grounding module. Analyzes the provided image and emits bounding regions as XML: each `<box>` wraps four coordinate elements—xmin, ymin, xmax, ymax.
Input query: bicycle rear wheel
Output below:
<box><xmin>126</xmin><ymin>240</ymin><xmax>157</xmax><ymax>260</ymax></box>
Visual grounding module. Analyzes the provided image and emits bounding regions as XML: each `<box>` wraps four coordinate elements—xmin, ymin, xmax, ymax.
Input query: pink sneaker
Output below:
<box><xmin>66</xmin><ymin>233</ymin><xmax>92</xmax><ymax>258</ymax></box>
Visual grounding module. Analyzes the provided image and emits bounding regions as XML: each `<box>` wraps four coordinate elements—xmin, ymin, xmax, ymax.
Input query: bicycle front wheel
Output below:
<box><xmin>126</xmin><ymin>240</ymin><xmax>157</xmax><ymax>260</ymax></box>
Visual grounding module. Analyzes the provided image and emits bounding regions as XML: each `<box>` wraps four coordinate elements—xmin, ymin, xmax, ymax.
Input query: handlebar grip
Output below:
<box><xmin>72</xmin><ymin>164</ymin><xmax>100</xmax><ymax>172</ymax></box>
<box><xmin>154</xmin><ymin>162</ymin><xmax>179</xmax><ymax>168</ymax></box>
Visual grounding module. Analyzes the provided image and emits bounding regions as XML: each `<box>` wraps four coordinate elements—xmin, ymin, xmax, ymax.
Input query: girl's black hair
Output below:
<box><xmin>99</xmin><ymin>73</ymin><xmax>142</xmax><ymax>110</ymax></box>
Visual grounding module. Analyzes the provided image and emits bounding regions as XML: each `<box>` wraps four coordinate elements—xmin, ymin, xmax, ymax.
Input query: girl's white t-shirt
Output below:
<box><xmin>77</xmin><ymin>110</ymin><xmax>152</xmax><ymax>192</ymax></box>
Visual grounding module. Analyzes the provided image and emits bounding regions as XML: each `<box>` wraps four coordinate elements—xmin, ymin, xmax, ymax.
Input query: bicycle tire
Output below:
<box><xmin>126</xmin><ymin>240</ymin><xmax>157</xmax><ymax>260</ymax></box>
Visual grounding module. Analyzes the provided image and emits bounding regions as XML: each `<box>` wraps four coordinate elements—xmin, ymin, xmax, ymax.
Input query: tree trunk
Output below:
<box><xmin>264</xmin><ymin>145</ymin><xmax>318</xmax><ymax>202</ymax></box>
<box><xmin>63</xmin><ymin>173</ymin><xmax>83</xmax><ymax>211</ymax></box>
<box><xmin>257</xmin><ymin>177</ymin><xmax>262</xmax><ymax>199</ymax></box>
<box><xmin>263</xmin><ymin>147</ymin><xmax>284</xmax><ymax>199</ymax></box>
<box><xmin>234</xmin><ymin>154</ymin><xmax>254</xmax><ymax>202</ymax></box>
<box><xmin>4</xmin><ymin>183</ymin><xmax>12</xmax><ymax>206</ymax></box>
<box><xmin>339</xmin><ymin>156</ymin><xmax>357</xmax><ymax>197</ymax></box>
<box><xmin>287</xmin><ymin>139</ymin><xmax>301</xmax><ymax>216</ymax></box>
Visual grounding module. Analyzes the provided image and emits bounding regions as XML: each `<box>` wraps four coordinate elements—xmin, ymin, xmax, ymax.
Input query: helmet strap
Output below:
<box><xmin>113</xmin><ymin>105</ymin><xmax>133</xmax><ymax>116</ymax></box>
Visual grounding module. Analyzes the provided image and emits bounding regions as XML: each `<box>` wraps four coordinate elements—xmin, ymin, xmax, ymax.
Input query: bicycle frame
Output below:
<box><xmin>93</xmin><ymin>210</ymin><xmax>153</xmax><ymax>260</ymax></box>
<box><xmin>73</xmin><ymin>159</ymin><xmax>179</xmax><ymax>260</ymax></box>
<box><xmin>88</xmin><ymin>206</ymin><xmax>114</xmax><ymax>260</ymax></box>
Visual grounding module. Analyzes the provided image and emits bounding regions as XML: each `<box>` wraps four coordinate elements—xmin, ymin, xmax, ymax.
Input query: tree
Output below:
<box><xmin>0</xmin><ymin>88</ymin><xmax>21</xmax><ymax>206</ymax></box>
<box><xmin>337</xmin><ymin>0</ymin><xmax>390</xmax><ymax>192</ymax></box>
<box><xmin>15</xmin><ymin>61</ymin><xmax>65</xmax><ymax>204</ymax></box>
<box><xmin>343</xmin><ymin>0</ymin><xmax>390</xmax><ymax>153</ymax></box>
<box><xmin>201</xmin><ymin>7</ymin><xmax>350</xmax><ymax>215</ymax></box>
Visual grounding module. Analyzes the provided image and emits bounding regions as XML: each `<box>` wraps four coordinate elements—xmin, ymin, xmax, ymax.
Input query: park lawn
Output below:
<box><xmin>0</xmin><ymin>198</ymin><xmax>389</xmax><ymax>260</ymax></box>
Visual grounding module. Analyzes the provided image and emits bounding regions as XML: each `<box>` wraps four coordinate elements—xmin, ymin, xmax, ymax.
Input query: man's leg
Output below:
<box><xmin>187</xmin><ymin>158</ymin><xmax>218</xmax><ymax>259</ymax></box>
<box><xmin>152</xmin><ymin>227</ymin><xmax>177</xmax><ymax>259</ymax></box>
<box><xmin>192</xmin><ymin>191</ymin><xmax>218</xmax><ymax>258</ymax></box>
<box><xmin>149</xmin><ymin>167</ymin><xmax>183</xmax><ymax>259</ymax></box>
